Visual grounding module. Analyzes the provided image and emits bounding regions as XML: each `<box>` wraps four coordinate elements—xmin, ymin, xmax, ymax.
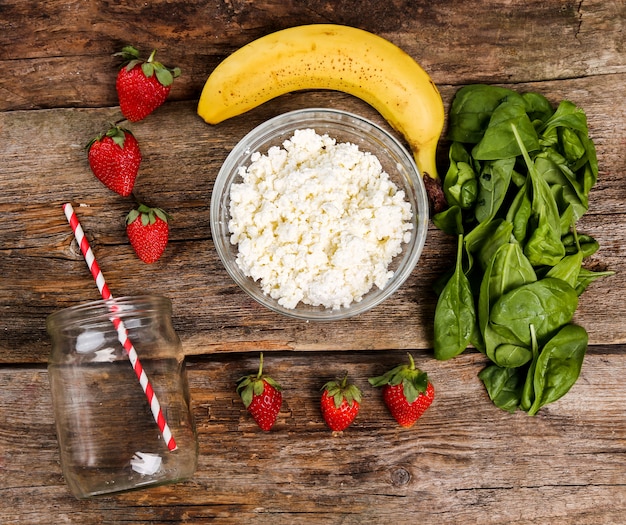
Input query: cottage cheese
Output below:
<box><xmin>228</xmin><ymin>128</ymin><xmax>413</xmax><ymax>310</ymax></box>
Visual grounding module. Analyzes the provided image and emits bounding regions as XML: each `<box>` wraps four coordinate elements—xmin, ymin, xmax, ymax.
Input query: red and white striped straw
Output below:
<box><xmin>62</xmin><ymin>203</ymin><xmax>177</xmax><ymax>452</ymax></box>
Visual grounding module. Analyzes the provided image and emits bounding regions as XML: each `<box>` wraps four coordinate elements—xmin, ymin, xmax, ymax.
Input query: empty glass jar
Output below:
<box><xmin>46</xmin><ymin>296</ymin><xmax>198</xmax><ymax>498</ymax></box>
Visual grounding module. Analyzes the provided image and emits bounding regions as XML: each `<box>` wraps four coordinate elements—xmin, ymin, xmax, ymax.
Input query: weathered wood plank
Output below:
<box><xmin>0</xmin><ymin>350</ymin><xmax>624</xmax><ymax>524</ymax></box>
<box><xmin>1</xmin><ymin>74</ymin><xmax>624</xmax><ymax>363</ymax></box>
<box><xmin>0</xmin><ymin>0</ymin><xmax>624</xmax><ymax>111</ymax></box>
<box><xmin>1</xmin><ymin>0</ymin><xmax>625</xmax><ymax>523</ymax></box>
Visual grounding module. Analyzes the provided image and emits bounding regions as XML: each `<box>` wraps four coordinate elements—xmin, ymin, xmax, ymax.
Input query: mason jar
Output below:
<box><xmin>46</xmin><ymin>296</ymin><xmax>198</xmax><ymax>498</ymax></box>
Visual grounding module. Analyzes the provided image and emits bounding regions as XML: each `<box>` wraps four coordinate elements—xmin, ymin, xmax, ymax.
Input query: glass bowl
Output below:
<box><xmin>210</xmin><ymin>108</ymin><xmax>429</xmax><ymax>321</ymax></box>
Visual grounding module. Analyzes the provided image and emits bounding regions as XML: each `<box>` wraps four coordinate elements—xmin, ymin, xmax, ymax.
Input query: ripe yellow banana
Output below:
<box><xmin>197</xmin><ymin>24</ymin><xmax>444</xmax><ymax>180</ymax></box>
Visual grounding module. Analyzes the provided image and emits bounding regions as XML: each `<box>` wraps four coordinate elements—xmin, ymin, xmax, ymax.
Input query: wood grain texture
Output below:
<box><xmin>1</xmin><ymin>79</ymin><xmax>624</xmax><ymax>363</ymax></box>
<box><xmin>0</xmin><ymin>0</ymin><xmax>624</xmax><ymax>111</ymax></box>
<box><xmin>0</xmin><ymin>350</ymin><xmax>624</xmax><ymax>524</ymax></box>
<box><xmin>0</xmin><ymin>0</ymin><xmax>625</xmax><ymax>522</ymax></box>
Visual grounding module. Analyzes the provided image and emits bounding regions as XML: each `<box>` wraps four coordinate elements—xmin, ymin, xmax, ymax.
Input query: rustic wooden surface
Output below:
<box><xmin>0</xmin><ymin>0</ymin><xmax>625</xmax><ymax>523</ymax></box>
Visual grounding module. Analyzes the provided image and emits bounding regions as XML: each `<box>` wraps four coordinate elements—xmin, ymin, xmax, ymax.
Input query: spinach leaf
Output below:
<box><xmin>562</xmin><ymin>233</ymin><xmax>599</xmax><ymax>257</ymax></box>
<box><xmin>522</xmin><ymin>92</ymin><xmax>555</xmax><ymax>124</ymax></box>
<box><xmin>575</xmin><ymin>268</ymin><xmax>615</xmax><ymax>296</ymax></box>
<box><xmin>506</xmin><ymin>181</ymin><xmax>532</xmax><ymax>244</ymax></box>
<box><xmin>512</xmin><ymin>123</ymin><xmax>565</xmax><ymax>266</ymax></box>
<box><xmin>527</xmin><ymin>324</ymin><xmax>588</xmax><ymax>415</ymax></box>
<box><xmin>478</xmin><ymin>364</ymin><xmax>524</xmax><ymax>413</ymax></box>
<box><xmin>446</xmin><ymin>162</ymin><xmax>478</xmax><ymax>209</ymax></box>
<box><xmin>472</xmin><ymin>99</ymin><xmax>540</xmax><ymax>160</ymax></box>
<box><xmin>579</xmin><ymin>135</ymin><xmax>599</xmax><ymax>193</ymax></box>
<box><xmin>475</xmin><ymin>157</ymin><xmax>516</xmax><ymax>223</ymax></box>
<box><xmin>471</xmin><ymin>219</ymin><xmax>514</xmax><ymax>272</ymax></box>
<box><xmin>483</xmin><ymin>321</ymin><xmax>529</xmax><ymax>367</ymax></box>
<box><xmin>448</xmin><ymin>84</ymin><xmax>520</xmax><ymax>143</ymax></box>
<box><xmin>546</xmin><ymin>251</ymin><xmax>583</xmax><ymax>288</ymax></box>
<box><xmin>489</xmin><ymin>277</ymin><xmax>578</xmax><ymax>347</ymax></box>
<box><xmin>464</xmin><ymin>218</ymin><xmax>498</xmax><ymax>255</ymax></box>
<box><xmin>535</xmin><ymin>154</ymin><xmax>588</xmax><ymax>221</ymax></box>
<box><xmin>539</xmin><ymin>99</ymin><xmax>599</xmax><ymax>198</ymax></box>
<box><xmin>432</xmin><ymin>204</ymin><xmax>464</xmax><ymax>236</ymax></box>
<box><xmin>478</xmin><ymin>241</ymin><xmax>536</xmax><ymax>336</ymax></box>
<box><xmin>560</xmin><ymin>126</ymin><xmax>587</xmax><ymax>165</ymax></box>
<box><xmin>521</xmin><ymin>325</ymin><xmax>540</xmax><ymax>411</ymax></box>
<box><xmin>524</xmin><ymin>221</ymin><xmax>566</xmax><ymax>267</ymax></box>
<box><xmin>510</xmin><ymin>167</ymin><xmax>527</xmax><ymax>188</ymax></box>
<box><xmin>443</xmin><ymin>142</ymin><xmax>479</xmax><ymax>209</ymax></box>
<box><xmin>494</xmin><ymin>343</ymin><xmax>533</xmax><ymax>368</ymax></box>
<box><xmin>539</xmin><ymin>100</ymin><xmax>590</xmax><ymax>136</ymax></box>
<box><xmin>558</xmin><ymin>204</ymin><xmax>575</xmax><ymax>238</ymax></box>
<box><xmin>434</xmin><ymin>234</ymin><xmax>477</xmax><ymax>360</ymax></box>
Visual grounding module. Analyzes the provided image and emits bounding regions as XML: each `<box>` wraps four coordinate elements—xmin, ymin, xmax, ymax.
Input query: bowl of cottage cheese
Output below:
<box><xmin>210</xmin><ymin>108</ymin><xmax>429</xmax><ymax>320</ymax></box>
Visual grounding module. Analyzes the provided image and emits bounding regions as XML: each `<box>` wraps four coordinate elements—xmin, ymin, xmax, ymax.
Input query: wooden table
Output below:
<box><xmin>1</xmin><ymin>1</ymin><xmax>624</xmax><ymax>523</ymax></box>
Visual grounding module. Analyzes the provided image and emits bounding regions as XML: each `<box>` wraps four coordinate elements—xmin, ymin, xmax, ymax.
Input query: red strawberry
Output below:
<box><xmin>87</xmin><ymin>125</ymin><xmax>141</xmax><ymax>196</ymax></box>
<box><xmin>236</xmin><ymin>353</ymin><xmax>283</xmax><ymax>431</ymax></box>
<box><xmin>125</xmin><ymin>204</ymin><xmax>170</xmax><ymax>264</ymax></box>
<box><xmin>114</xmin><ymin>46</ymin><xmax>181</xmax><ymax>122</ymax></box>
<box><xmin>369</xmin><ymin>353</ymin><xmax>434</xmax><ymax>428</ymax></box>
<box><xmin>320</xmin><ymin>373</ymin><xmax>362</xmax><ymax>431</ymax></box>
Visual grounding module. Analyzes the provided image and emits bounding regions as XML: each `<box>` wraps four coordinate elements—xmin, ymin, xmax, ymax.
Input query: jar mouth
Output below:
<box><xmin>46</xmin><ymin>295</ymin><xmax>172</xmax><ymax>331</ymax></box>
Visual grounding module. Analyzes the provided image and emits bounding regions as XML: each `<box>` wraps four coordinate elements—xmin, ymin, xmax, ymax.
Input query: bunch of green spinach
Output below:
<box><xmin>432</xmin><ymin>84</ymin><xmax>612</xmax><ymax>414</ymax></box>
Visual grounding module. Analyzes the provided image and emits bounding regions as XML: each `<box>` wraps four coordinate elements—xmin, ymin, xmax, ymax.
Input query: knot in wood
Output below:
<box><xmin>390</xmin><ymin>466</ymin><xmax>411</xmax><ymax>486</ymax></box>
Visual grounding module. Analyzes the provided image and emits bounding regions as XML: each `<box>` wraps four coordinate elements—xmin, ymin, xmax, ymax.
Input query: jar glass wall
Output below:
<box><xmin>46</xmin><ymin>296</ymin><xmax>198</xmax><ymax>498</ymax></box>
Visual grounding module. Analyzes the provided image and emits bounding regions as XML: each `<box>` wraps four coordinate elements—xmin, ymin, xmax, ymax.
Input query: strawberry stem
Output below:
<box><xmin>339</xmin><ymin>371</ymin><xmax>349</xmax><ymax>389</ymax></box>
<box><xmin>257</xmin><ymin>352</ymin><xmax>264</xmax><ymax>379</ymax></box>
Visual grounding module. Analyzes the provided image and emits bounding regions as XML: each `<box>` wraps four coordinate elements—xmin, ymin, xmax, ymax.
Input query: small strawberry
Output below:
<box><xmin>125</xmin><ymin>204</ymin><xmax>170</xmax><ymax>264</ymax></box>
<box><xmin>114</xmin><ymin>45</ymin><xmax>181</xmax><ymax>122</ymax></box>
<box><xmin>236</xmin><ymin>353</ymin><xmax>283</xmax><ymax>431</ymax></box>
<box><xmin>369</xmin><ymin>353</ymin><xmax>434</xmax><ymax>428</ymax></box>
<box><xmin>86</xmin><ymin>125</ymin><xmax>141</xmax><ymax>197</ymax></box>
<box><xmin>320</xmin><ymin>372</ymin><xmax>362</xmax><ymax>431</ymax></box>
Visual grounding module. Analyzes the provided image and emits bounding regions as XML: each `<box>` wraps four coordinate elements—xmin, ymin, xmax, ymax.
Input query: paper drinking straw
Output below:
<box><xmin>62</xmin><ymin>203</ymin><xmax>177</xmax><ymax>451</ymax></box>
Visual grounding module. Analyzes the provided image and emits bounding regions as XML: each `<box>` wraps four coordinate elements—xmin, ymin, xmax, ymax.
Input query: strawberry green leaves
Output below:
<box><xmin>142</xmin><ymin>49</ymin><xmax>181</xmax><ymax>87</ymax></box>
<box><xmin>432</xmin><ymin>84</ymin><xmax>612</xmax><ymax>415</ymax></box>
<box><xmin>369</xmin><ymin>353</ymin><xmax>429</xmax><ymax>404</ymax></box>
<box><xmin>115</xmin><ymin>46</ymin><xmax>181</xmax><ymax>87</ymax></box>
<box><xmin>126</xmin><ymin>203</ymin><xmax>170</xmax><ymax>228</ymax></box>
